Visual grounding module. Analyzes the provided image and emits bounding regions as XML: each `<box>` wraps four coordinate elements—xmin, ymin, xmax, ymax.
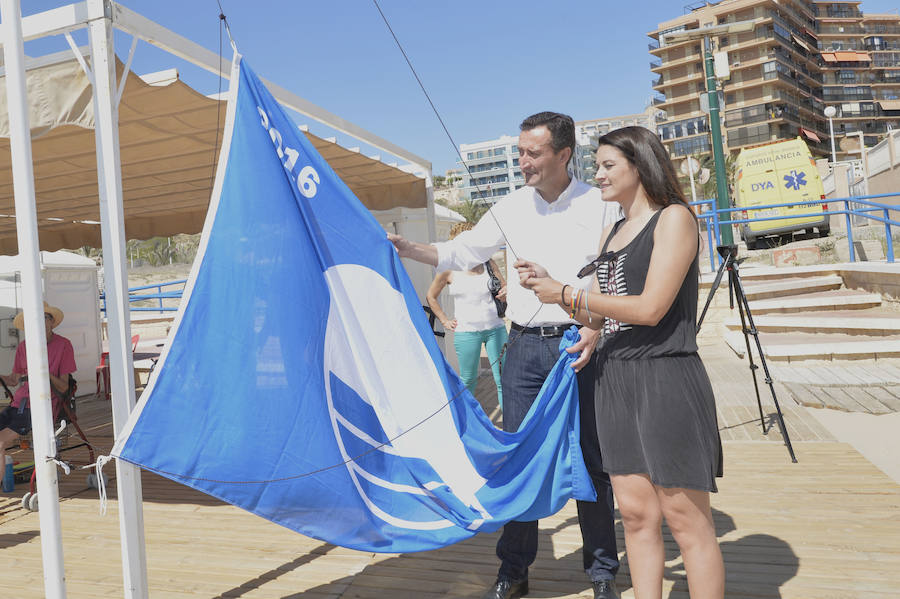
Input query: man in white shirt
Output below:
<box><xmin>389</xmin><ymin>112</ymin><xmax>621</xmax><ymax>599</ymax></box>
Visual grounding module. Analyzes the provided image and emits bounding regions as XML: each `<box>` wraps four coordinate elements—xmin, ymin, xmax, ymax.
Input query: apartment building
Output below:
<box><xmin>648</xmin><ymin>0</ymin><xmax>900</xmax><ymax>160</ymax></box>
<box><xmin>458</xmin><ymin>135</ymin><xmax>523</xmax><ymax>203</ymax></box>
<box><xmin>574</xmin><ymin>105</ymin><xmax>666</xmax><ymax>182</ymax></box>
<box><xmin>819</xmin><ymin>3</ymin><xmax>900</xmax><ymax>147</ymax></box>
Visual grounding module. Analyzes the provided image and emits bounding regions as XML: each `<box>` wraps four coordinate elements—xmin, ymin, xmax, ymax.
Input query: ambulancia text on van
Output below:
<box><xmin>733</xmin><ymin>137</ymin><xmax>829</xmax><ymax>249</ymax></box>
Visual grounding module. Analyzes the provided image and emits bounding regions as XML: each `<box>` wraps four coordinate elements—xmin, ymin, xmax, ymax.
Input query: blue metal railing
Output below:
<box><xmin>101</xmin><ymin>279</ymin><xmax>187</xmax><ymax>314</ymax></box>
<box><xmin>690</xmin><ymin>193</ymin><xmax>900</xmax><ymax>270</ymax></box>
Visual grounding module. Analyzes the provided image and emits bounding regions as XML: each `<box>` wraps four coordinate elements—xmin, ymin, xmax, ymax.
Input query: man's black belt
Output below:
<box><xmin>510</xmin><ymin>322</ymin><xmax>570</xmax><ymax>337</ymax></box>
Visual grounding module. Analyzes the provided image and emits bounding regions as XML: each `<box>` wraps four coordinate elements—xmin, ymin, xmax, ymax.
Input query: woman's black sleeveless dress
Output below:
<box><xmin>592</xmin><ymin>206</ymin><xmax>722</xmax><ymax>492</ymax></box>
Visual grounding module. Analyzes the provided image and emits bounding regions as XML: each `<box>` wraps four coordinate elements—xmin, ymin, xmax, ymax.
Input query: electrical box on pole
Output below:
<box><xmin>713</xmin><ymin>51</ymin><xmax>730</xmax><ymax>79</ymax></box>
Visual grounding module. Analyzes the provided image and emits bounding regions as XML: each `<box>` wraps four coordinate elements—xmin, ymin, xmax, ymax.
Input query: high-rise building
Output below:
<box><xmin>458</xmin><ymin>135</ymin><xmax>523</xmax><ymax>203</ymax></box>
<box><xmin>574</xmin><ymin>105</ymin><xmax>666</xmax><ymax>183</ymax></box>
<box><xmin>648</xmin><ymin>0</ymin><xmax>900</xmax><ymax>160</ymax></box>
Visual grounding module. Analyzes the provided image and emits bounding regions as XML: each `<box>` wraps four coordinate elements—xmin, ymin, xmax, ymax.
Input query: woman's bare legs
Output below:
<box><xmin>611</xmin><ymin>473</ymin><xmax>664</xmax><ymax>599</ymax></box>
<box><xmin>658</xmin><ymin>486</ymin><xmax>724</xmax><ymax>599</ymax></box>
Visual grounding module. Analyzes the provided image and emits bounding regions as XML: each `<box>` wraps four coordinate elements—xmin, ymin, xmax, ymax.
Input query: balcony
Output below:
<box><xmin>465</xmin><ymin>164</ymin><xmax>508</xmax><ymax>179</ymax></box>
<box><xmin>822</xmin><ymin>86</ymin><xmax>874</xmax><ymax>102</ymax></box>
<box><xmin>652</xmin><ymin>94</ymin><xmax>667</xmax><ymax>106</ymax></box>
<box><xmin>656</xmin><ymin>70</ymin><xmax>703</xmax><ymax>89</ymax></box>
<box><xmin>873</xmin><ymin>58</ymin><xmax>900</xmax><ymax>68</ymax></box>
<box><xmin>819</xmin><ymin>25</ymin><xmax>865</xmax><ymax>35</ymax></box>
<box><xmin>648</xmin><ymin>39</ymin><xmax>660</xmax><ymax>51</ymax></box>
<box><xmin>817</xmin><ymin>7</ymin><xmax>863</xmax><ymax>19</ymax></box>
<box><xmin>864</xmin><ymin>26</ymin><xmax>900</xmax><ymax>36</ymax></box>
<box><xmin>864</xmin><ymin>39</ymin><xmax>900</xmax><ymax>51</ymax></box>
<box><xmin>650</xmin><ymin>58</ymin><xmax>662</xmax><ymax>70</ymax></box>
<box><xmin>462</xmin><ymin>154</ymin><xmax>509</xmax><ymax>168</ymax></box>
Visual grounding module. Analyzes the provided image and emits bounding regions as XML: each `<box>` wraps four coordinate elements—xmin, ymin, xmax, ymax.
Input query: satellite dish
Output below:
<box><xmin>698</xmin><ymin>168</ymin><xmax>711</xmax><ymax>184</ymax></box>
<box><xmin>680</xmin><ymin>157</ymin><xmax>700</xmax><ymax>176</ymax></box>
<box><xmin>839</xmin><ymin>136</ymin><xmax>860</xmax><ymax>153</ymax></box>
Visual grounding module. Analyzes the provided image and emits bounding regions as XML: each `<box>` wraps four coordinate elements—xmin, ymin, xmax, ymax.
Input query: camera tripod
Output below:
<box><xmin>697</xmin><ymin>244</ymin><xmax>797</xmax><ymax>463</ymax></box>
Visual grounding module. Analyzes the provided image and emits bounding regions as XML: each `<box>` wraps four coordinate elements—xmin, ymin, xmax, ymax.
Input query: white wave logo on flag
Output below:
<box><xmin>324</xmin><ymin>264</ymin><xmax>490</xmax><ymax>531</ymax></box>
<box><xmin>112</xmin><ymin>55</ymin><xmax>594</xmax><ymax>552</ymax></box>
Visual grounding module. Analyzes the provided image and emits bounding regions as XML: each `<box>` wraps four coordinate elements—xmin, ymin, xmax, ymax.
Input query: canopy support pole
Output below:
<box><xmin>1</xmin><ymin>1</ymin><xmax>67</xmax><ymax>597</ymax></box>
<box><xmin>86</xmin><ymin>0</ymin><xmax>149</xmax><ymax>597</ymax></box>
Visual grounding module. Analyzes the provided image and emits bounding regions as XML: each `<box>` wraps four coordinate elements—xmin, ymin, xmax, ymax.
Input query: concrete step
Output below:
<box><xmin>723</xmin><ymin>309</ymin><xmax>900</xmax><ymax>336</ymax></box>
<box><xmin>722</xmin><ymin>328</ymin><xmax>900</xmax><ymax>361</ymax></box>
<box><xmin>699</xmin><ymin>264</ymin><xmax>842</xmax><ymax>289</ymax></box>
<box><xmin>748</xmin><ymin>289</ymin><xmax>883</xmax><ymax>314</ymax></box>
<box><xmin>736</xmin><ymin>274</ymin><xmax>844</xmax><ymax>301</ymax></box>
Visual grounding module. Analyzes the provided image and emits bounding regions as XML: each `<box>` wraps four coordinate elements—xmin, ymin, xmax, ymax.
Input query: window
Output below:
<box><xmin>672</xmin><ymin>136</ymin><xmax>710</xmax><ymax>156</ymax></box>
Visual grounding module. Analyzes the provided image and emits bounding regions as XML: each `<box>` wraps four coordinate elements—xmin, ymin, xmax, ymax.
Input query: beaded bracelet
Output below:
<box><xmin>560</xmin><ymin>284</ymin><xmax>571</xmax><ymax>307</ymax></box>
<box><xmin>584</xmin><ymin>289</ymin><xmax>593</xmax><ymax>323</ymax></box>
<box><xmin>569</xmin><ymin>289</ymin><xmax>581</xmax><ymax>319</ymax></box>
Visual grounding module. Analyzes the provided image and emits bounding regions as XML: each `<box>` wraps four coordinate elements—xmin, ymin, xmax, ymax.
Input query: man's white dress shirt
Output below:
<box><xmin>434</xmin><ymin>178</ymin><xmax>621</xmax><ymax>327</ymax></box>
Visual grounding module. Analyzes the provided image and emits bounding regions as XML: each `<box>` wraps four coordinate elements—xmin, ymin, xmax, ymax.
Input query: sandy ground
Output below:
<box><xmin>806</xmin><ymin>407</ymin><xmax>900</xmax><ymax>484</ymax></box>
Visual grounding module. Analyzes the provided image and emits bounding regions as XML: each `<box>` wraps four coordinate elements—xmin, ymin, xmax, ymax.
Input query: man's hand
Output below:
<box><xmin>387</xmin><ymin>233</ymin><xmax>412</xmax><ymax>257</ymax></box>
<box><xmin>513</xmin><ymin>259</ymin><xmax>549</xmax><ymax>286</ymax></box>
<box><xmin>441</xmin><ymin>318</ymin><xmax>458</xmax><ymax>331</ymax></box>
<box><xmin>566</xmin><ymin>326</ymin><xmax>601</xmax><ymax>372</ymax></box>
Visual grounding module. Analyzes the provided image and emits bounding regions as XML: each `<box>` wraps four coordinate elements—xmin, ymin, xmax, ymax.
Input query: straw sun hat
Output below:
<box><xmin>13</xmin><ymin>301</ymin><xmax>64</xmax><ymax>330</ymax></box>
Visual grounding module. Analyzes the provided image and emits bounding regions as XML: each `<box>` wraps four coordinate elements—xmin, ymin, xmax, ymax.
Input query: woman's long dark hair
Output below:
<box><xmin>596</xmin><ymin>126</ymin><xmax>691</xmax><ymax>211</ymax></box>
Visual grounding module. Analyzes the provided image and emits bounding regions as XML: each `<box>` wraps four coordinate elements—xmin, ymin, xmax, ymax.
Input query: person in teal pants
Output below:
<box><xmin>427</xmin><ymin>222</ymin><xmax>508</xmax><ymax>408</ymax></box>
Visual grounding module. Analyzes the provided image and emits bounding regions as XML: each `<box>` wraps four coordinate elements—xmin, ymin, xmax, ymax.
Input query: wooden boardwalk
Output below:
<box><xmin>2</xmin><ymin>341</ymin><xmax>899</xmax><ymax>598</ymax></box>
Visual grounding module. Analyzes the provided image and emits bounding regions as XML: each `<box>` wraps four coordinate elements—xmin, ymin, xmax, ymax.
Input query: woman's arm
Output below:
<box><xmin>525</xmin><ymin>205</ymin><xmax>698</xmax><ymax>327</ymax></box>
<box><xmin>488</xmin><ymin>259</ymin><xmax>507</xmax><ymax>302</ymax></box>
<box><xmin>425</xmin><ymin>271</ymin><xmax>457</xmax><ymax>330</ymax></box>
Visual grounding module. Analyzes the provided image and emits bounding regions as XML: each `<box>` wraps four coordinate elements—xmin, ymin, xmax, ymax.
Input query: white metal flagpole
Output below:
<box><xmin>85</xmin><ymin>0</ymin><xmax>149</xmax><ymax>596</ymax></box>
<box><xmin>0</xmin><ymin>0</ymin><xmax>67</xmax><ymax>597</ymax></box>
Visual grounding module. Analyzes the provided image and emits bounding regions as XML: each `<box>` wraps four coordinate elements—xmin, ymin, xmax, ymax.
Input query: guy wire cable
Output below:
<box><xmin>370</xmin><ymin>0</ymin><xmax>522</xmax><ymax>262</ymax></box>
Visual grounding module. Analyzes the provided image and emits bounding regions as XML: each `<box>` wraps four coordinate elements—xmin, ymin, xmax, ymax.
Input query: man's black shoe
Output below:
<box><xmin>481</xmin><ymin>577</ymin><xmax>529</xmax><ymax>599</ymax></box>
<box><xmin>592</xmin><ymin>579</ymin><xmax>619</xmax><ymax>599</ymax></box>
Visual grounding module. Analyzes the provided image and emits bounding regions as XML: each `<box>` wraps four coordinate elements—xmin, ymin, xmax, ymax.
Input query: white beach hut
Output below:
<box><xmin>0</xmin><ymin>250</ymin><xmax>101</xmax><ymax>396</ymax></box>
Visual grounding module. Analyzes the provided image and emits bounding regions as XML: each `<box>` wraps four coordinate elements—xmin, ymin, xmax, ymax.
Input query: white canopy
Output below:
<box><xmin>0</xmin><ymin>54</ymin><xmax>427</xmax><ymax>253</ymax></box>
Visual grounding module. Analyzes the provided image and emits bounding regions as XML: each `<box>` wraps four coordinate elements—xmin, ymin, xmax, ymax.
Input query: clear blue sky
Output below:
<box><xmin>19</xmin><ymin>1</ymin><xmax>900</xmax><ymax>174</ymax></box>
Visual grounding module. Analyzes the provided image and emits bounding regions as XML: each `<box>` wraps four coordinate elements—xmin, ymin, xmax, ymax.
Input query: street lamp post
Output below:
<box><xmin>664</xmin><ymin>20</ymin><xmax>757</xmax><ymax>248</ymax></box>
<box><xmin>702</xmin><ymin>35</ymin><xmax>732</xmax><ymax>246</ymax></box>
<box><xmin>824</xmin><ymin>105</ymin><xmax>837</xmax><ymax>165</ymax></box>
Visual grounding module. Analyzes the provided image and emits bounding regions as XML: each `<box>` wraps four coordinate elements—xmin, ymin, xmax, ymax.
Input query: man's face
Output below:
<box><xmin>518</xmin><ymin>126</ymin><xmax>569</xmax><ymax>191</ymax></box>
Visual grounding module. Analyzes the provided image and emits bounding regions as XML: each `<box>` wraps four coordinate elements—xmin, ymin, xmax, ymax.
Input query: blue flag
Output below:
<box><xmin>112</xmin><ymin>57</ymin><xmax>595</xmax><ymax>553</ymax></box>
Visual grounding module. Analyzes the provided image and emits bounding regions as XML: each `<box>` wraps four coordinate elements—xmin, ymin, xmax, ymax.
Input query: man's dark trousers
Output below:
<box><xmin>496</xmin><ymin>328</ymin><xmax>618</xmax><ymax>583</ymax></box>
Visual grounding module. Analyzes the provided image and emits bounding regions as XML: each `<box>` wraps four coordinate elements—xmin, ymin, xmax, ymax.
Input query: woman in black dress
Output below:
<box><xmin>516</xmin><ymin>126</ymin><xmax>724</xmax><ymax>599</ymax></box>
